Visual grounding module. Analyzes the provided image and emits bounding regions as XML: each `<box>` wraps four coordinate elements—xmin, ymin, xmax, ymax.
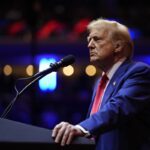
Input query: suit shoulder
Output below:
<box><xmin>129</xmin><ymin>61</ymin><xmax>150</xmax><ymax>72</ymax></box>
<box><xmin>125</xmin><ymin>61</ymin><xmax>150</xmax><ymax>79</ymax></box>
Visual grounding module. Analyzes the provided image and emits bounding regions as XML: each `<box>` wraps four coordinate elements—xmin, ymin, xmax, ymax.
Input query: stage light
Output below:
<box><xmin>39</xmin><ymin>58</ymin><xmax>57</xmax><ymax>91</ymax></box>
<box><xmin>3</xmin><ymin>65</ymin><xmax>13</xmax><ymax>76</ymax></box>
<box><xmin>26</xmin><ymin>65</ymin><xmax>34</xmax><ymax>76</ymax></box>
<box><xmin>85</xmin><ymin>65</ymin><xmax>96</xmax><ymax>76</ymax></box>
<box><xmin>62</xmin><ymin>65</ymin><xmax>74</xmax><ymax>76</ymax></box>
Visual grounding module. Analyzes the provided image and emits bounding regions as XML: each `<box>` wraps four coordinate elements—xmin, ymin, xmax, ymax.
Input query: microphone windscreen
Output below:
<box><xmin>61</xmin><ymin>55</ymin><xmax>75</xmax><ymax>67</ymax></box>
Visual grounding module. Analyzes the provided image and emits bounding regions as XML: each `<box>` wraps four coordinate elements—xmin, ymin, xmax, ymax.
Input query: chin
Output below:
<box><xmin>90</xmin><ymin>58</ymin><xmax>95</xmax><ymax>63</ymax></box>
<box><xmin>90</xmin><ymin>59</ymin><xmax>98</xmax><ymax>65</ymax></box>
<box><xmin>90</xmin><ymin>56</ymin><xmax>97</xmax><ymax>62</ymax></box>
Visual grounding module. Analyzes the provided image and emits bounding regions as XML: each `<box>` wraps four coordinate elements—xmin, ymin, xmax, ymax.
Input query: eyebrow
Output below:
<box><xmin>87</xmin><ymin>34</ymin><xmax>96</xmax><ymax>41</ymax></box>
<box><xmin>87</xmin><ymin>34</ymin><xmax>102</xmax><ymax>42</ymax></box>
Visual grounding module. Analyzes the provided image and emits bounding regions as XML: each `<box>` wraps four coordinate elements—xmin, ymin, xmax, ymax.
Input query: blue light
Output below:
<box><xmin>129</xmin><ymin>28</ymin><xmax>141</xmax><ymax>40</ymax></box>
<box><xmin>39</xmin><ymin>57</ymin><xmax>57</xmax><ymax>91</ymax></box>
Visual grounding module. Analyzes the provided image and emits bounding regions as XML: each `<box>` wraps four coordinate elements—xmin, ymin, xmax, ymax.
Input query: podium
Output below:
<box><xmin>0</xmin><ymin>118</ymin><xmax>95</xmax><ymax>150</ymax></box>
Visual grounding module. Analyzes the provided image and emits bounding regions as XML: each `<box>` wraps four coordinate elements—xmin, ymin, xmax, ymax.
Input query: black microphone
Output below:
<box><xmin>0</xmin><ymin>54</ymin><xmax>75</xmax><ymax>118</ymax></box>
<box><xmin>33</xmin><ymin>54</ymin><xmax>75</xmax><ymax>78</ymax></box>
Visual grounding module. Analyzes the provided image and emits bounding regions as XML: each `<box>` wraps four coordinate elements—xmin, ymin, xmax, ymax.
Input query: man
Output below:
<box><xmin>52</xmin><ymin>18</ymin><xmax>150</xmax><ymax>150</ymax></box>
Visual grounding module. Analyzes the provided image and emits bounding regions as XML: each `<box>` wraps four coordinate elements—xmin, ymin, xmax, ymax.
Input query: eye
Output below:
<box><xmin>93</xmin><ymin>36</ymin><xmax>101</xmax><ymax>41</ymax></box>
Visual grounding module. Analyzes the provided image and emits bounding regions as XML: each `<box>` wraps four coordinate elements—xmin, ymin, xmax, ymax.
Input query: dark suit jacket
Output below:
<box><xmin>79</xmin><ymin>60</ymin><xmax>150</xmax><ymax>150</ymax></box>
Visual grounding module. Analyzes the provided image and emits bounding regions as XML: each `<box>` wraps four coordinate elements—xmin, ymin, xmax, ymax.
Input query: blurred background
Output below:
<box><xmin>0</xmin><ymin>0</ymin><xmax>150</xmax><ymax>129</ymax></box>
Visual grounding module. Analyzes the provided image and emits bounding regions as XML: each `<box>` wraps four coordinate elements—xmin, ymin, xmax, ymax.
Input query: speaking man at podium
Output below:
<box><xmin>52</xmin><ymin>18</ymin><xmax>150</xmax><ymax>150</ymax></box>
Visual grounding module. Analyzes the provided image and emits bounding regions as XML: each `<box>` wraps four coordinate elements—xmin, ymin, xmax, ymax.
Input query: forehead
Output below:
<box><xmin>88</xmin><ymin>27</ymin><xmax>109</xmax><ymax>38</ymax></box>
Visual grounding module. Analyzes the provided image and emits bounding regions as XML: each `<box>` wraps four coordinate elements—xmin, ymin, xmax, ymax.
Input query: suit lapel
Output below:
<box><xmin>101</xmin><ymin>60</ymin><xmax>132</xmax><ymax>107</ymax></box>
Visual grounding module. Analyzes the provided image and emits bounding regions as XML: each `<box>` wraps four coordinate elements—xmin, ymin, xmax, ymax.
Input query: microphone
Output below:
<box><xmin>0</xmin><ymin>54</ymin><xmax>75</xmax><ymax>118</ymax></box>
<box><xmin>33</xmin><ymin>54</ymin><xmax>75</xmax><ymax>78</ymax></box>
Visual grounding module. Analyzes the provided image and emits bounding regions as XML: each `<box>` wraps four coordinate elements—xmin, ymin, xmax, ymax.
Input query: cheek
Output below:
<box><xmin>98</xmin><ymin>45</ymin><xmax>114</xmax><ymax>57</ymax></box>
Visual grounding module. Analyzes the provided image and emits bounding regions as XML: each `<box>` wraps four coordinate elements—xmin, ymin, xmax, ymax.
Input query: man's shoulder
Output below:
<box><xmin>132</xmin><ymin>61</ymin><xmax>149</xmax><ymax>67</ymax></box>
<box><xmin>128</xmin><ymin>61</ymin><xmax>150</xmax><ymax>72</ymax></box>
<box><xmin>119</xmin><ymin>60</ymin><xmax>150</xmax><ymax>80</ymax></box>
<box><xmin>113</xmin><ymin>60</ymin><xmax>150</xmax><ymax>81</ymax></box>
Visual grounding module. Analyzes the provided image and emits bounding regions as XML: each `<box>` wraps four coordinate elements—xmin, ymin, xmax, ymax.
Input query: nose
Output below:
<box><xmin>88</xmin><ymin>39</ymin><xmax>95</xmax><ymax>49</ymax></box>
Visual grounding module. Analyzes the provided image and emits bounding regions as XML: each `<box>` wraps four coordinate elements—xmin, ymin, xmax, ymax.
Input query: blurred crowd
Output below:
<box><xmin>0</xmin><ymin>0</ymin><xmax>150</xmax><ymax>42</ymax></box>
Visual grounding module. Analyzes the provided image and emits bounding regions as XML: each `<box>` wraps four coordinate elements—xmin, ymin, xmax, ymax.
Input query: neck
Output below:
<box><xmin>98</xmin><ymin>57</ymin><xmax>127</xmax><ymax>73</ymax></box>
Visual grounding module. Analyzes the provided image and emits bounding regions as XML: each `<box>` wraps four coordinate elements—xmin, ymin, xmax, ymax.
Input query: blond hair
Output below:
<box><xmin>87</xmin><ymin>18</ymin><xmax>134</xmax><ymax>59</ymax></box>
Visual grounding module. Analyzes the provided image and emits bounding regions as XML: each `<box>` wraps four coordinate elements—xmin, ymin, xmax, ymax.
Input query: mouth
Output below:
<box><xmin>90</xmin><ymin>52</ymin><xmax>95</xmax><ymax>57</ymax></box>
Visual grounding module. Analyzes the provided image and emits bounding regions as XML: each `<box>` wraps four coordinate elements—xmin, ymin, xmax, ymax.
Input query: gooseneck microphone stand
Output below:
<box><xmin>1</xmin><ymin>63</ymin><xmax>56</xmax><ymax>119</ymax></box>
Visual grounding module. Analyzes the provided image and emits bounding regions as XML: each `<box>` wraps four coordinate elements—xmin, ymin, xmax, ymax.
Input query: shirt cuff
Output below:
<box><xmin>75</xmin><ymin>125</ymin><xmax>91</xmax><ymax>138</ymax></box>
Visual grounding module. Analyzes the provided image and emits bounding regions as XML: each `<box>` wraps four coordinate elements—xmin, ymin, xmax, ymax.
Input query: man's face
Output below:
<box><xmin>87</xmin><ymin>27</ymin><xmax>115</xmax><ymax>69</ymax></box>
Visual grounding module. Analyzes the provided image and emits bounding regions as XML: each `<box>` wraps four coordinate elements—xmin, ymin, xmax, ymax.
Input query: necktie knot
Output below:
<box><xmin>100</xmin><ymin>73</ymin><xmax>109</xmax><ymax>85</ymax></box>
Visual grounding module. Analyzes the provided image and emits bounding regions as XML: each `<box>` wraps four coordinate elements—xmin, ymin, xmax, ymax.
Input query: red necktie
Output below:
<box><xmin>90</xmin><ymin>73</ymin><xmax>109</xmax><ymax>115</ymax></box>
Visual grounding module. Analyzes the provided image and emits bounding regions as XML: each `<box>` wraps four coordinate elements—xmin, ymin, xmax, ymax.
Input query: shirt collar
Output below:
<box><xmin>104</xmin><ymin>57</ymin><xmax>127</xmax><ymax>80</ymax></box>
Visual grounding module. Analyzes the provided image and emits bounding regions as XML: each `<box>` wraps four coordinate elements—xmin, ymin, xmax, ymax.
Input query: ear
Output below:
<box><xmin>114</xmin><ymin>40</ymin><xmax>123</xmax><ymax>53</ymax></box>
